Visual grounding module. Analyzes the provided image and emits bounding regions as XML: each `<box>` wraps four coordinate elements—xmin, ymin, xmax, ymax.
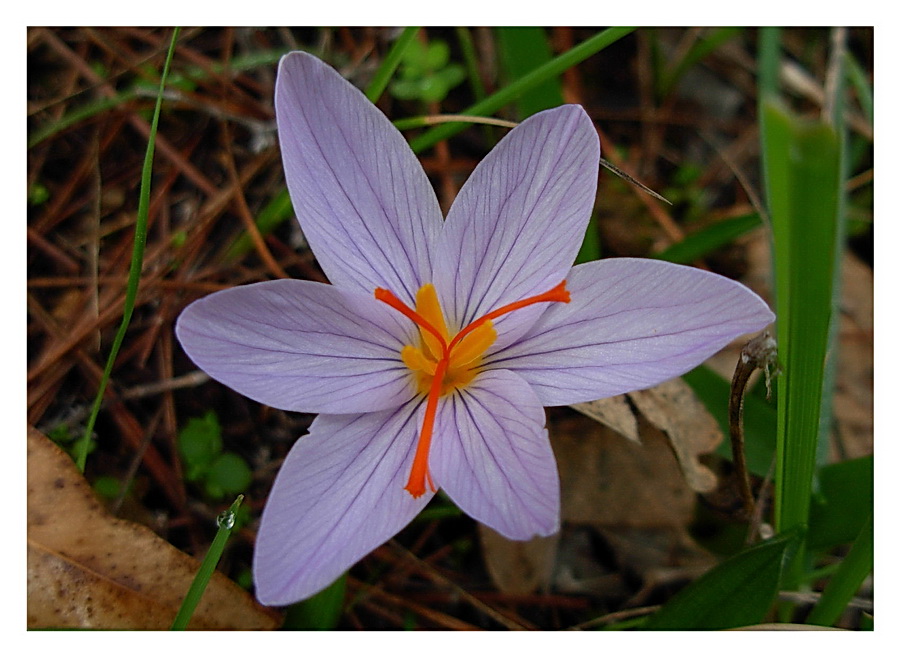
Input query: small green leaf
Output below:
<box><xmin>178</xmin><ymin>411</ymin><xmax>223</xmax><ymax>481</ymax></box>
<box><xmin>204</xmin><ymin>452</ymin><xmax>253</xmax><ymax>499</ymax></box>
<box><xmin>418</xmin><ymin>75</ymin><xmax>450</xmax><ymax>103</ymax></box>
<box><xmin>644</xmin><ymin>529</ymin><xmax>802</xmax><ymax>630</ymax></box>
<box><xmin>808</xmin><ymin>456</ymin><xmax>873</xmax><ymax>550</ymax></box>
<box><xmin>29</xmin><ymin>182</ymin><xmax>50</xmax><ymax>206</ymax></box>
<box><xmin>93</xmin><ymin>475</ymin><xmax>123</xmax><ymax>500</ymax></box>
<box><xmin>389</xmin><ymin>78</ymin><xmax>424</xmax><ymax>101</ymax></box>
<box><xmin>424</xmin><ymin>41</ymin><xmax>450</xmax><ymax>70</ymax></box>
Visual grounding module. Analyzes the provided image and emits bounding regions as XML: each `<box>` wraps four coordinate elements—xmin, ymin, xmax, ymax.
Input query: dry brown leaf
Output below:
<box><xmin>570</xmin><ymin>395</ymin><xmax>639</xmax><ymax>443</ymax></box>
<box><xmin>831</xmin><ymin>251</ymin><xmax>873</xmax><ymax>459</ymax></box>
<box><xmin>27</xmin><ymin>427</ymin><xmax>281</xmax><ymax>630</ymax></box>
<box><xmin>628</xmin><ymin>379</ymin><xmax>722</xmax><ymax>493</ymax></box>
<box><xmin>551</xmin><ymin>415</ymin><xmax>697</xmax><ymax>528</ymax></box>
<box><xmin>477</xmin><ymin>524</ymin><xmax>558</xmax><ymax>595</ymax></box>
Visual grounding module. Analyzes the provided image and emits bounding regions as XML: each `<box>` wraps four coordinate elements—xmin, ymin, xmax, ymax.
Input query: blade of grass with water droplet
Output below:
<box><xmin>171</xmin><ymin>495</ymin><xmax>245</xmax><ymax>630</ymax></box>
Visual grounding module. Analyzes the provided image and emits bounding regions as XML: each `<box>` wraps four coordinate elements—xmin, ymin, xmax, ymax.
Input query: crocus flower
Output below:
<box><xmin>176</xmin><ymin>51</ymin><xmax>774</xmax><ymax>606</ymax></box>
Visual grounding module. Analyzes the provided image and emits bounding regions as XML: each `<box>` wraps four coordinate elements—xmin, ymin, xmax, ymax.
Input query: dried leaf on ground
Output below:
<box><xmin>831</xmin><ymin>251</ymin><xmax>873</xmax><ymax>459</ymax></box>
<box><xmin>550</xmin><ymin>414</ymin><xmax>698</xmax><ymax>527</ymax></box>
<box><xmin>570</xmin><ymin>394</ymin><xmax>639</xmax><ymax>443</ymax></box>
<box><xmin>628</xmin><ymin>379</ymin><xmax>722</xmax><ymax>493</ymax></box>
<box><xmin>549</xmin><ymin>415</ymin><xmax>715</xmax><ymax>598</ymax></box>
<box><xmin>568</xmin><ymin>379</ymin><xmax>723</xmax><ymax>494</ymax></box>
<box><xmin>478</xmin><ymin>524</ymin><xmax>559</xmax><ymax>595</ymax></box>
<box><xmin>27</xmin><ymin>427</ymin><xmax>281</xmax><ymax>630</ymax></box>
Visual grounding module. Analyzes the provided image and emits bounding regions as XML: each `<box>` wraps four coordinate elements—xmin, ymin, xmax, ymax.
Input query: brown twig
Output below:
<box><xmin>729</xmin><ymin>331</ymin><xmax>779</xmax><ymax>521</ymax></box>
<box><xmin>382</xmin><ymin>541</ymin><xmax>533</xmax><ymax>630</ymax></box>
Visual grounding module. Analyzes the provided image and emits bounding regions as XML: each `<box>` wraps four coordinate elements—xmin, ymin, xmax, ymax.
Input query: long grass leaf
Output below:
<box><xmin>496</xmin><ymin>26</ymin><xmax>564</xmax><ymax>118</ymax></box>
<box><xmin>761</xmin><ymin>100</ymin><xmax>841</xmax><ymax>535</ymax></box>
<box><xmin>74</xmin><ymin>28</ymin><xmax>181</xmax><ymax>472</ymax></box>
<box><xmin>365</xmin><ymin>27</ymin><xmax>420</xmax><ymax>102</ymax></box>
<box><xmin>409</xmin><ymin>27</ymin><xmax>635</xmax><ymax>154</ymax></box>
<box><xmin>654</xmin><ymin>213</ymin><xmax>762</xmax><ymax>264</ymax></box>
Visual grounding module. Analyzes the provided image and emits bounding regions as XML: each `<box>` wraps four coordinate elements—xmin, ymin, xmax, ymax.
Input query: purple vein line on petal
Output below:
<box><xmin>453</xmin><ymin>384</ymin><xmax>547</xmax><ymax>527</ymax></box>
<box><xmin>279</xmin><ymin>397</ymin><xmax>426</xmax><ymax>595</ymax></box>
<box><xmin>291</xmin><ymin>74</ymin><xmax>417</xmax><ymax>299</ymax></box>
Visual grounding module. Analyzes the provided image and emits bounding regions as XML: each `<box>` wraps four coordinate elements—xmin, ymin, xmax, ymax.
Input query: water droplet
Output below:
<box><xmin>217</xmin><ymin>509</ymin><xmax>235</xmax><ymax>530</ymax></box>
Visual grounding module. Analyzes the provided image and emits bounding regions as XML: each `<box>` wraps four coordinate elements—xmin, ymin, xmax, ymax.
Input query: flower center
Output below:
<box><xmin>400</xmin><ymin>284</ymin><xmax>498</xmax><ymax>396</ymax></box>
<box><xmin>375</xmin><ymin>280</ymin><xmax>570</xmax><ymax>498</ymax></box>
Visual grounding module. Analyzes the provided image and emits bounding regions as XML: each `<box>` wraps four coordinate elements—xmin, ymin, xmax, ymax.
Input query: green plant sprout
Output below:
<box><xmin>178</xmin><ymin>411</ymin><xmax>252</xmax><ymax>500</ymax></box>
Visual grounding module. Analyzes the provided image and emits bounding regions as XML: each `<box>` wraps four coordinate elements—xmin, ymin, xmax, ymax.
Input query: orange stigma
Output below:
<box><xmin>375</xmin><ymin>280</ymin><xmax>570</xmax><ymax>497</ymax></box>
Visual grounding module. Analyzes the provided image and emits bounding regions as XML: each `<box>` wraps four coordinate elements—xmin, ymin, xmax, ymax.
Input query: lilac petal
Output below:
<box><xmin>275</xmin><ymin>52</ymin><xmax>441</xmax><ymax>306</ymax></box>
<box><xmin>253</xmin><ymin>399</ymin><xmax>433</xmax><ymax>605</ymax></box>
<box><xmin>486</xmin><ymin>258</ymin><xmax>776</xmax><ymax>406</ymax></box>
<box><xmin>175</xmin><ymin>279</ymin><xmax>416</xmax><ymax>414</ymax></box>
<box><xmin>433</xmin><ymin>105</ymin><xmax>600</xmax><ymax>349</ymax></box>
<box><xmin>431</xmin><ymin>369</ymin><xmax>559</xmax><ymax>540</ymax></box>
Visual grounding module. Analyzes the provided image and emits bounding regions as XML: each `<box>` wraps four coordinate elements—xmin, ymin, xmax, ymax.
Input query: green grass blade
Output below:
<box><xmin>845</xmin><ymin>51</ymin><xmax>873</xmax><ymax>125</ymax></box>
<box><xmin>805</xmin><ymin>512</ymin><xmax>873</xmax><ymax>627</ymax></box>
<box><xmin>409</xmin><ymin>27</ymin><xmax>635</xmax><ymax>154</ymax></box>
<box><xmin>644</xmin><ymin>528</ymin><xmax>802</xmax><ymax>630</ymax></box>
<box><xmin>171</xmin><ymin>495</ymin><xmax>245</xmax><ymax>630</ymax></box>
<box><xmin>455</xmin><ymin>27</ymin><xmax>488</xmax><ymax>105</ymax></box>
<box><xmin>28</xmin><ymin>90</ymin><xmax>140</xmax><ymax>149</ymax></box>
<box><xmin>365</xmin><ymin>27</ymin><xmax>420</xmax><ymax>103</ymax></box>
<box><xmin>757</xmin><ymin>27</ymin><xmax>781</xmax><ymax>99</ymax></box>
<box><xmin>29</xmin><ymin>48</ymin><xmax>287</xmax><ymax>150</ymax></box>
<box><xmin>654</xmin><ymin>212</ymin><xmax>762</xmax><ymax>264</ymax></box>
<box><xmin>495</xmin><ymin>27</ymin><xmax>564</xmax><ymax>118</ymax></box>
<box><xmin>74</xmin><ymin>27</ymin><xmax>181</xmax><ymax>473</ymax></box>
<box><xmin>762</xmin><ymin>100</ymin><xmax>841</xmax><ymax>536</ymax></box>
<box><xmin>657</xmin><ymin>27</ymin><xmax>742</xmax><ymax>98</ymax></box>
<box><xmin>224</xmin><ymin>188</ymin><xmax>293</xmax><ymax>261</ymax></box>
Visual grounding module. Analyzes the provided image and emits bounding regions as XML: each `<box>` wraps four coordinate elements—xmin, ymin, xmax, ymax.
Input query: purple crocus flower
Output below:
<box><xmin>176</xmin><ymin>51</ymin><xmax>774</xmax><ymax>606</ymax></box>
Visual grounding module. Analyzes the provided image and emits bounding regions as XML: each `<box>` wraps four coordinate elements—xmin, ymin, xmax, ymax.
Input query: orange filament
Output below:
<box><xmin>448</xmin><ymin>280</ymin><xmax>570</xmax><ymax>353</ymax></box>
<box><xmin>404</xmin><ymin>358</ymin><xmax>447</xmax><ymax>497</ymax></box>
<box><xmin>374</xmin><ymin>288</ymin><xmax>448</xmax><ymax>356</ymax></box>
<box><xmin>375</xmin><ymin>280</ymin><xmax>570</xmax><ymax>497</ymax></box>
